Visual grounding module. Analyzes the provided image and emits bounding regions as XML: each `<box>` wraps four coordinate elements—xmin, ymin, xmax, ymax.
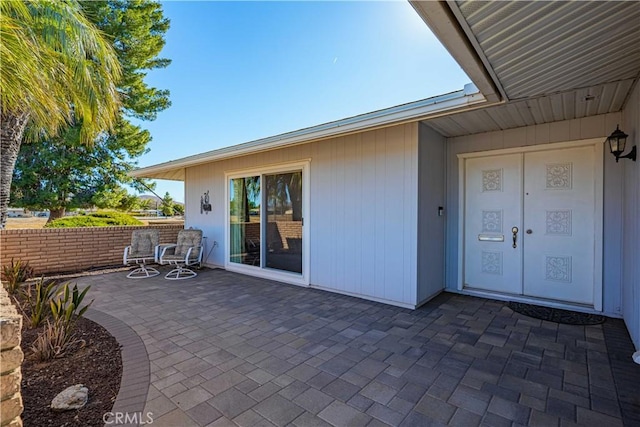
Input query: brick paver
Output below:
<box><xmin>77</xmin><ymin>268</ymin><xmax>640</xmax><ymax>426</ymax></box>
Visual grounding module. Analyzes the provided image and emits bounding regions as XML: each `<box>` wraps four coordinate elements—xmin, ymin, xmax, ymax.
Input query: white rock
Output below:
<box><xmin>51</xmin><ymin>384</ymin><xmax>88</xmax><ymax>411</ymax></box>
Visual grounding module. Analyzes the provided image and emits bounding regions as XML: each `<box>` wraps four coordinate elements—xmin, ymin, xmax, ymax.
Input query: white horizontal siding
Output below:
<box><xmin>185</xmin><ymin>122</ymin><xmax>419</xmax><ymax>307</ymax></box>
<box><xmin>444</xmin><ymin>112</ymin><xmax>624</xmax><ymax>316</ymax></box>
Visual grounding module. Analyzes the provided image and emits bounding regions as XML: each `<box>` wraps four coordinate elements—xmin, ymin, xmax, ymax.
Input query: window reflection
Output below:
<box><xmin>229</xmin><ymin>176</ymin><xmax>260</xmax><ymax>266</ymax></box>
<box><xmin>265</xmin><ymin>171</ymin><xmax>302</xmax><ymax>273</ymax></box>
<box><xmin>228</xmin><ymin>170</ymin><xmax>303</xmax><ymax>275</ymax></box>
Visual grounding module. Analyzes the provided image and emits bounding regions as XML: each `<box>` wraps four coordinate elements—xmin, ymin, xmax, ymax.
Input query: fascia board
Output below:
<box><xmin>130</xmin><ymin>88</ymin><xmax>487</xmax><ymax>179</ymax></box>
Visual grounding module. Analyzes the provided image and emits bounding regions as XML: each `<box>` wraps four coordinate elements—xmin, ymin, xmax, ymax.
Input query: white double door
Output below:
<box><xmin>463</xmin><ymin>144</ymin><xmax>600</xmax><ymax>306</ymax></box>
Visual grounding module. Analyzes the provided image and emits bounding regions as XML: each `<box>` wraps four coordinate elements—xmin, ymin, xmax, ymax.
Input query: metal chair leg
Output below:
<box><xmin>164</xmin><ymin>262</ymin><xmax>197</xmax><ymax>280</ymax></box>
<box><xmin>127</xmin><ymin>262</ymin><xmax>160</xmax><ymax>279</ymax></box>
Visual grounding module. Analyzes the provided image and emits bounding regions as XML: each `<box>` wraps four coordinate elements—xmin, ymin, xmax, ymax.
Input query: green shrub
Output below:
<box><xmin>45</xmin><ymin>211</ymin><xmax>142</xmax><ymax>228</ymax></box>
<box><xmin>44</xmin><ymin>216</ymin><xmax>107</xmax><ymax>227</ymax></box>
<box><xmin>89</xmin><ymin>211</ymin><xmax>142</xmax><ymax>224</ymax></box>
<box><xmin>25</xmin><ymin>278</ymin><xmax>59</xmax><ymax>328</ymax></box>
<box><xmin>50</xmin><ymin>282</ymin><xmax>93</xmax><ymax>337</ymax></box>
<box><xmin>1</xmin><ymin>258</ymin><xmax>34</xmax><ymax>294</ymax></box>
<box><xmin>28</xmin><ymin>281</ymin><xmax>92</xmax><ymax>361</ymax></box>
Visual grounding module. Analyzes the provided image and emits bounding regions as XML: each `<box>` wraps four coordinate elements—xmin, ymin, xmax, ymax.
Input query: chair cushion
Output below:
<box><xmin>174</xmin><ymin>229</ymin><xmax>203</xmax><ymax>259</ymax></box>
<box><xmin>130</xmin><ymin>230</ymin><xmax>159</xmax><ymax>258</ymax></box>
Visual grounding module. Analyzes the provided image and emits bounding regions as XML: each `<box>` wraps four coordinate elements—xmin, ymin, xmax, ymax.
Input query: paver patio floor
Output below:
<box><xmin>76</xmin><ymin>268</ymin><xmax>640</xmax><ymax>426</ymax></box>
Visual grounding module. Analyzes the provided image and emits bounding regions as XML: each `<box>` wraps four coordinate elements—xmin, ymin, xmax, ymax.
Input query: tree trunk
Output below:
<box><xmin>48</xmin><ymin>207</ymin><xmax>66</xmax><ymax>221</ymax></box>
<box><xmin>289</xmin><ymin>173</ymin><xmax>302</xmax><ymax>221</ymax></box>
<box><xmin>241</xmin><ymin>180</ymin><xmax>250</xmax><ymax>223</ymax></box>
<box><xmin>291</xmin><ymin>197</ymin><xmax>302</xmax><ymax>222</ymax></box>
<box><xmin>0</xmin><ymin>111</ymin><xmax>30</xmax><ymax>229</ymax></box>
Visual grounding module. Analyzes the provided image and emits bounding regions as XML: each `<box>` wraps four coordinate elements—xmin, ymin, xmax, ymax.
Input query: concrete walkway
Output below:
<box><xmin>76</xmin><ymin>268</ymin><xmax>640</xmax><ymax>427</ymax></box>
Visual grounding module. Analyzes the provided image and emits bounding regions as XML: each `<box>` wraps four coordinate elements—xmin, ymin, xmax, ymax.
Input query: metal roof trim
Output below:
<box><xmin>409</xmin><ymin>0</ymin><xmax>503</xmax><ymax>103</ymax></box>
<box><xmin>445</xmin><ymin>0</ymin><xmax>508</xmax><ymax>101</ymax></box>
<box><xmin>130</xmin><ymin>85</ymin><xmax>487</xmax><ymax>180</ymax></box>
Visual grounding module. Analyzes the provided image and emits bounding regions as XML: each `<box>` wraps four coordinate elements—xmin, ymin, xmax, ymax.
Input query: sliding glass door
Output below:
<box><xmin>227</xmin><ymin>165</ymin><xmax>305</xmax><ymax>280</ymax></box>
<box><xmin>265</xmin><ymin>171</ymin><xmax>302</xmax><ymax>274</ymax></box>
<box><xmin>229</xmin><ymin>176</ymin><xmax>261</xmax><ymax>266</ymax></box>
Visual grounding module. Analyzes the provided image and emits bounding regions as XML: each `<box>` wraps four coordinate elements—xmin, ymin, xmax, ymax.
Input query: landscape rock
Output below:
<box><xmin>50</xmin><ymin>384</ymin><xmax>88</xmax><ymax>411</ymax></box>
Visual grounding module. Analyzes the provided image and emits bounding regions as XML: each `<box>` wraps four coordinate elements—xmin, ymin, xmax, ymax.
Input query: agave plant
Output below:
<box><xmin>1</xmin><ymin>258</ymin><xmax>34</xmax><ymax>294</ymax></box>
<box><xmin>50</xmin><ymin>282</ymin><xmax>93</xmax><ymax>337</ymax></box>
<box><xmin>30</xmin><ymin>320</ymin><xmax>83</xmax><ymax>361</ymax></box>
<box><xmin>25</xmin><ymin>277</ymin><xmax>58</xmax><ymax>328</ymax></box>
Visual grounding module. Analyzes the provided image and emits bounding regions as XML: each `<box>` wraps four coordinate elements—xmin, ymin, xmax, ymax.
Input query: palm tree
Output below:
<box><xmin>0</xmin><ymin>0</ymin><xmax>121</xmax><ymax>227</ymax></box>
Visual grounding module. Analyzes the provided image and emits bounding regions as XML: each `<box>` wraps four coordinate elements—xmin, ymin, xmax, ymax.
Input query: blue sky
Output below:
<box><xmin>136</xmin><ymin>1</ymin><xmax>470</xmax><ymax>202</ymax></box>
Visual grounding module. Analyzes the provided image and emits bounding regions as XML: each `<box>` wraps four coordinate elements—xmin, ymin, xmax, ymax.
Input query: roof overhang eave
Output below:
<box><xmin>129</xmin><ymin>167</ymin><xmax>186</xmax><ymax>181</ymax></box>
<box><xmin>130</xmin><ymin>86</ymin><xmax>489</xmax><ymax>181</ymax></box>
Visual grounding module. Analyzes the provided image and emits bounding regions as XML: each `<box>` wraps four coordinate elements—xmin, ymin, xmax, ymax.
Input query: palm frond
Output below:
<box><xmin>0</xmin><ymin>0</ymin><xmax>122</xmax><ymax>142</ymax></box>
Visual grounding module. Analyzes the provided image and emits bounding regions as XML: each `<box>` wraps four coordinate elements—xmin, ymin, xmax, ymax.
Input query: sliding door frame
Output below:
<box><xmin>224</xmin><ymin>160</ymin><xmax>310</xmax><ymax>287</ymax></box>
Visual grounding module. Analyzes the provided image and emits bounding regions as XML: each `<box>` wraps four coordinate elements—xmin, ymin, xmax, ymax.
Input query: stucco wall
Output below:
<box><xmin>184</xmin><ymin>122</ymin><xmax>420</xmax><ymax>307</ymax></box>
<box><xmin>621</xmin><ymin>81</ymin><xmax>640</xmax><ymax>349</ymax></box>
<box><xmin>0</xmin><ymin>225</ymin><xmax>183</xmax><ymax>275</ymax></box>
<box><xmin>443</xmin><ymin>112</ymin><xmax>624</xmax><ymax>317</ymax></box>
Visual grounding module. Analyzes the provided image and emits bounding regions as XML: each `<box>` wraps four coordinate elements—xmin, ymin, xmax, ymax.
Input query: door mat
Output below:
<box><xmin>508</xmin><ymin>302</ymin><xmax>606</xmax><ymax>325</ymax></box>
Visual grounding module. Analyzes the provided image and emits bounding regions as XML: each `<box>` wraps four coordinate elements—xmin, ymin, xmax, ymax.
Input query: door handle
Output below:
<box><xmin>511</xmin><ymin>227</ymin><xmax>519</xmax><ymax>248</ymax></box>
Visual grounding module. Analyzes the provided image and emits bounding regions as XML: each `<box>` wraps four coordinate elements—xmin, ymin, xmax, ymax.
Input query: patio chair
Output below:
<box><xmin>158</xmin><ymin>229</ymin><xmax>204</xmax><ymax>280</ymax></box>
<box><xmin>123</xmin><ymin>229</ymin><xmax>160</xmax><ymax>279</ymax></box>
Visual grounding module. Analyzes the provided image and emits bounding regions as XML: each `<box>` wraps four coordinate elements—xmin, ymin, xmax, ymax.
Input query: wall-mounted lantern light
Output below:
<box><xmin>605</xmin><ymin>125</ymin><xmax>636</xmax><ymax>162</ymax></box>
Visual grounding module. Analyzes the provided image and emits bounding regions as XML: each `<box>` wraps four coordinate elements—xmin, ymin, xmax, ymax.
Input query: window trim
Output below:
<box><xmin>224</xmin><ymin>160</ymin><xmax>310</xmax><ymax>287</ymax></box>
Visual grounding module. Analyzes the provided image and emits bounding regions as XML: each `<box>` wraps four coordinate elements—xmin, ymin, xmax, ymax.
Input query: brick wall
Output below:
<box><xmin>0</xmin><ymin>225</ymin><xmax>183</xmax><ymax>275</ymax></box>
<box><xmin>0</xmin><ymin>287</ymin><xmax>23</xmax><ymax>427</ymax></box>
<box><xmin>243</xmin><ymin>222</ymin><xmax>260</xmax><ymax>243</ymax></box>
<box><xmin>233</xmin><ymin>221</ymin><xmax>301</xmax><ymax>250</ymax></box>
<box><xmin>269</xmin><ymin>221</ymin><xmax>302</xmax><ymax>250</ymax></box>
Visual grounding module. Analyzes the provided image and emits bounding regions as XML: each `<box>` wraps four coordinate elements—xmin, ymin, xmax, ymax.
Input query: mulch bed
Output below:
<box><xmin>19</xmin><ymin>299</ymin><xmax>122</xmax><ymax>426</ymax></box>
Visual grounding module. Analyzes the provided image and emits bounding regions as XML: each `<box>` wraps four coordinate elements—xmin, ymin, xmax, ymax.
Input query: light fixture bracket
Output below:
<box><xmin>618</xmin><ymin>145</ymin><xmax>636</xmax><ymax>162</ymax></box>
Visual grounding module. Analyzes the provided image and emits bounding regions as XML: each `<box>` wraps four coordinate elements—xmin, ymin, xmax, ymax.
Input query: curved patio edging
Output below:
<box><xmin>85</xmin><ymin>308</ymin><xmax>150</xmax><ymax>426</ymax></box>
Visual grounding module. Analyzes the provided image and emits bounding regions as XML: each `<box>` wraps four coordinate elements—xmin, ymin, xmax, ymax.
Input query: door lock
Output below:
<box><xmin>511</xmin><ymin>227</ymin><xmax>519</xmax><ymax>248</ymax></box>
<box><xmin>526</xmin><ymin>229</ymin><xmax>532</xmax><ymax>234</ymax></box>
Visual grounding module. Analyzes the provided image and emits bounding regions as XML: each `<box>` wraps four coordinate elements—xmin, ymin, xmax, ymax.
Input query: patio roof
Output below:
<box><xmin>412</xmin><ymin>0</ymin><xmax>640</xmax><ymax>137</ymax></box>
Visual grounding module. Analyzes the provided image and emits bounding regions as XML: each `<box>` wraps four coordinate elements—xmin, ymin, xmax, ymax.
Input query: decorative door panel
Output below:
<box><xmin>523</xmin><ymin>146</ymin><xmax>596</xmax><ymax>304</ymax></box>
<box><xmin>464</xmin><ymin>154</ymin><xmax>523</xmax><ymax>294</ymax></box>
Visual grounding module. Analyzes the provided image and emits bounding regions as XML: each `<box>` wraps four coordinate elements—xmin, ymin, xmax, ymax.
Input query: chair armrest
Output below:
<box><xmin>158</xmin><ymin>244</ymin><xmax>177</xmax><ymax>264</ymax></box>
<box><xmin>123</xmin><ymin>246</ymin><xmax>132</xmax><ymax>265</ymax></box>
<box><xmin>185</xmin><ymin>246</ymin><xmax>195</xmax><ymax>262</ymax></box>
<box><xmin>185</xmin><ymin>245</ymin><xmax>204</xmax><ymax>265</ymax></box>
